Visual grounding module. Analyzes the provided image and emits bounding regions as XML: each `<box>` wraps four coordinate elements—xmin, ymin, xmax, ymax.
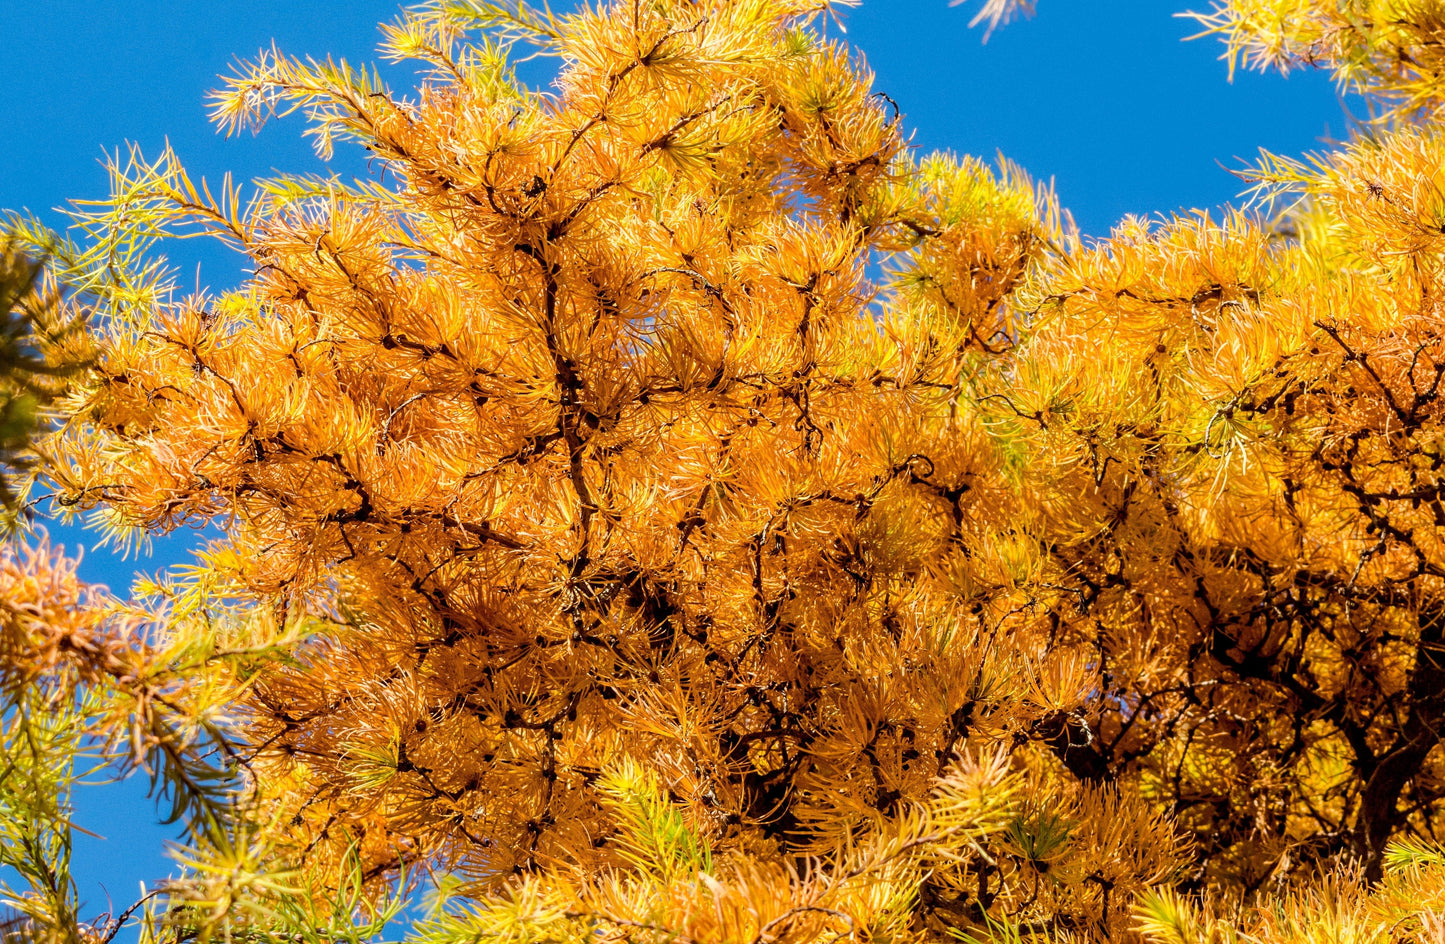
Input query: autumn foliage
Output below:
<box><xmin>9</xmin><ymin>0</ymin><xmax>1445</xmax><ymax>941</ymax></box>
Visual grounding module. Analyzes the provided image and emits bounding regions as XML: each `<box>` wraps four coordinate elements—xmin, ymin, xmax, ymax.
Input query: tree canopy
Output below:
<box><xmin>8</xmin><ymin>1</ymin><xmax>1445</xmax><ymax>942</ymax></box>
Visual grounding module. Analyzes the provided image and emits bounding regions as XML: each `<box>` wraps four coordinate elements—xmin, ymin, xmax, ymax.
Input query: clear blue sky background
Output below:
<box><xmin>0</xmin><ymin>0</ymin><xmax>1348</xmax><ymax>935</ymax></box>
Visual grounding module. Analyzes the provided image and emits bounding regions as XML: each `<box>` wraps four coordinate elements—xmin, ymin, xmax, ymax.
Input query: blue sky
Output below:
<box><xmin>0</xmin><ymin>0</ymin><xmax>1348</xmax><ymax>934</ymax></box>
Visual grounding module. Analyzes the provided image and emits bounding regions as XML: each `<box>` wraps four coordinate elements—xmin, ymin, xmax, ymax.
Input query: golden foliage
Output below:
<box><xmin>1189</xmin><ymin>0</ymin><xmax>1445</xmax><ymax>120</ymax></box>
<box><xmin>0</xmin><ymin>541</ymin><xmax>301</xmax><ymax>942</ymax></box>
<box><xmin>24</xmin><ymin>0</ymin><xmax>1445</xmax><ymax>942</ymax></box>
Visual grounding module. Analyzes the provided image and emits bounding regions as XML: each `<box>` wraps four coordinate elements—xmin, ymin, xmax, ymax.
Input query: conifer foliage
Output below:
<box><xmin>10</xmin><ymin>0</ymin><xmax>1445</xmax><ymax>941</ymax></box>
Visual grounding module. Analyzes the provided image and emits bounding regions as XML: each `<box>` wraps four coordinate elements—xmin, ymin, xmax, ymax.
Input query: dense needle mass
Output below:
<box><xmin>8</xmin><ymin>1</ymin><xmax>1445</xmax><ymax>942</ymax></box>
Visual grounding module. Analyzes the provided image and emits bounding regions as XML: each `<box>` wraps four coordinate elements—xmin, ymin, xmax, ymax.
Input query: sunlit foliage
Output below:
<box><xmin>1190</xmin><ymin>0</ymin><xmax>1445</xmax><ymax>120</ymax></box>
<box><xmin>11</xmin><ymin>0</ymin><xmax>1445</xmax><ymax>941</ymax></box>
<box><xmin>0</xmin><ymin>539</ymin><xmax>304</xmax><ymax>943</ymax></box>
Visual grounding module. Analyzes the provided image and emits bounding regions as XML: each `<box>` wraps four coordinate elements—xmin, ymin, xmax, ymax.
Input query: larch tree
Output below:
<box><xmin>0</xmin><ymin>236</ymin><xmax>295</xmax><ymax>944</ymax></box>
<box><xmin>9</xmin><ymin>0</ymin><xmax>1445</xmax><ymax>942</ymax></box>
